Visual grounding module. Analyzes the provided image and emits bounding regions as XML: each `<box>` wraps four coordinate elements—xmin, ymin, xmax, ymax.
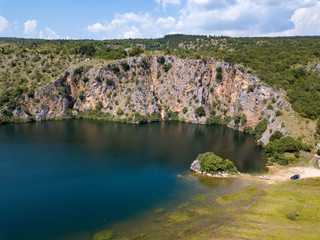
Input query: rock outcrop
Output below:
<box><xmin>6</xmin><ymin>55</ymin><xmax>291</xmax><ymax>144</ymax></box>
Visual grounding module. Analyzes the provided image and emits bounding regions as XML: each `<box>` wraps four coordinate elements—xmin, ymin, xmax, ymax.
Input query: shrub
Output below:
<box><xmin>129</xmin><ymin>46</ymin><xmax>144</xmax><ymax>57</ymax></box>
<box><xmin>95</xmin><ymin>102</ymin><xmax>103</xmax><ymax>111</ymax></box>
<box><xmin>116</xmin><ymin>108</ymin><xmax>124</xmax><ymax>116</ymax></box>
<box><xmin>82</xmin><ymin>77</ymin><xmax>89</xmax><ymax>83</ymax></box>
<box><xmin>317</xmin><ymin>149</ymin><xmax>320</xmax><ymax>155</ymax></box>
<box><xmin>74</xmin><ymin>66</ymin><xmax>84</xmax><ymax>75</ymax></box>
<box><xmin>216</xmin><ymin>67</ymin><xmax>223</xmax><ymax>82</ymax></box>
<box><xmin>112</xmin><ymin>66</ymin><xmax>120</xmax><ymax>75</ymax></box>
<box><xmin>183</xmin><ymin>107</ymin><xmax>188</xmax><ymax>114</ymax></box>
<box><xmin>275</xmin><ymin>110</ymin><xmax>282</xmax><ymax>117</ymax></box>
<box><xmin>197</xmin><ymin>152</ymin><xmax>237</xmax><ymax>174</ymax></box>
<box><xmin>134</xmin><ymin>112</ymin><xmax>148</xmax><ymax>123</ymax></box>
<box><xmin>267</xmin><ymin>104</ymin><xmax>273</xmax><ymax>110</ymax></box>
<box><xmin>149</xmin><ymin>111</ymin><xmax>162</xmax><ymax>122</ymax></box>
<box><xmin>286</xmin><ymin>211</ymin><xmax>299</xmax><ymax>221</ymax></box>
<box><xmin>163</xmin><ymin>63</ymin><xmax>172</xmax><ymax>72</ymax></box>
<box><xmin>157</xmin><ymin>56</ymin><xmax>165</xmax><ymax>64</ymax></box>
<box><xmin>254</xmin><ymin>119</ymin><xmax>268</xmax><ymax>139</ymax></box>
<box><xmin>317</xmin><ymin>119</ymin><xmax>320</xmax><ymax>134</ymax></box>
<box><xmin>120</xmin><ymin>62</ymin><xmax>130</xmax><ymax>71</ymax></box>
<box><xmin>247</xmin><ymin>84</ymin><xmax>254</xmax><ymax>93</ymax></box>
<box><xmin>106</xmin><ymin>78</ymin><xmax>113</xmax><ymax>86</ymax></box>
<box><xmin>79</xmin><ymin>90</ymin><xmax>85</xmax><ymax>101</ymax></box>
<box><xmin>269</xmin><ymin>131</ymin><xmax>283</xmax><ymax>142</ymax></box>
<box><xmin>95</xmin><ymin>76</ymin><xmax>102</xmax><ymax>83</ymax></box>
<box><xmin>195</xmin><ymin>106</ymin><xmax>205</xmax><ymax>118</ymax></box>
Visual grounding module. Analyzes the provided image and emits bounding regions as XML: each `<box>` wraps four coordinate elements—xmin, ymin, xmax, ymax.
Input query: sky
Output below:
<box><xmin>0</xmin><ymin>0</ymin><xmax>320</xmax><ymax>40</ymax></box>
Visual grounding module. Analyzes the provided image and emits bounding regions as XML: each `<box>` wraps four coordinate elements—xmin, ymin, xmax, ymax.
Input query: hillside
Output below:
<box><xmin>0</xmin><ymin>35</ymin><xmax>319</xmax><ymax>150</ymax></box>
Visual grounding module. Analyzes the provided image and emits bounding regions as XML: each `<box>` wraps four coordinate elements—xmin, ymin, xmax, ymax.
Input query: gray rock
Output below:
<box><xmin>191</xmin><ymin>160</ymin><xmax>201</xmax><ymax>171</ymax></box>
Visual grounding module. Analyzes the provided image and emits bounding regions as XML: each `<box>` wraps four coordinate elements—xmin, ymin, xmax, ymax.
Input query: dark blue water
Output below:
<box><xmin>0</xmin><ymin>120</ymin><xmax>265</xmax><ymax>240</ymax></box>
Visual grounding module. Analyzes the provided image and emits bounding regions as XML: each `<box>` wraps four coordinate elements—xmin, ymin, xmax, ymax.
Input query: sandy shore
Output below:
<box><xmin>264</xmin><ymin>166</ymin><xmax>320</xmax><ymax>184</ymax></box>
<box><xmin>191</xmin><ymin>165</ymin><xmax>320</xmax><ymax>185</ymax></box>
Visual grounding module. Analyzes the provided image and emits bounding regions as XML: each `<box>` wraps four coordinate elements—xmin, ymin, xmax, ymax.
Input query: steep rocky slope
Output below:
<box><xmin>5</xmin><ymin>55</ymin><xmax>292</xmax><ymax>144</ymax></box>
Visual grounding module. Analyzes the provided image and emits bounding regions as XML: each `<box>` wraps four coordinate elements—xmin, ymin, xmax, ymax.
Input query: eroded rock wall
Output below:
<box><xmin>12</xmin><ymin>55</ymin><xmax>291</xmax><ymax>144</ymax></box>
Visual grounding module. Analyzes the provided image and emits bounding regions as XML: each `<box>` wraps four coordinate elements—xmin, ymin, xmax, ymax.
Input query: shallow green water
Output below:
<box><xmin>0</xmin><ymin>120</ymin><xmax>265</xmax><ymax>240</ymax></box>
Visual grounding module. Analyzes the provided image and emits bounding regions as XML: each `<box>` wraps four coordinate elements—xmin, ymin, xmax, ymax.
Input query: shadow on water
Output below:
<box><xmin>0</xmin><ymin>120</ymin><xmax>265</xmax><ymax>240</ymax></box>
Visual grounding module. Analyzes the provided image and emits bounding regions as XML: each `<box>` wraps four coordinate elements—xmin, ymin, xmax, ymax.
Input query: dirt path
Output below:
<box><xmin>243</xmin><ymin>164</ymin><xmax>320</xmax><ymax>185</ymax></box>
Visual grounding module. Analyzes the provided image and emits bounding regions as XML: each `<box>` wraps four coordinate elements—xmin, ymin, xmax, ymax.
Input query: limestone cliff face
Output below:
<box><xmin>13</xmin><ymin>55</ymin><xmax>291</xmax><ymax>144</ymax></box>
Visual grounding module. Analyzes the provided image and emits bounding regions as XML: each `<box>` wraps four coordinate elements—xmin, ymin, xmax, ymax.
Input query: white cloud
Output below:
<box><xmin>123</xmin><ymin>26</ymin><xmax>142</xmax><ymax>38</ymax></box>
<box><xmin>155</xmin><ymin>0</ymin><xmax>181</xmax><ymax>9</ymax></box>
<box><xmin>271</xmin><ymin>2</ymin><xmax>320</xmax><ymax>36</ymax></box>
<box><xmin>86</xmin><ymin>12</ymin><xmax>177</xmax><ymax>39</ymax></box>
<box><xmin>45</xmin><ymin>27</ymin><xmax>60</xmax><ymax>39</ymax></box>
<box><xmin>85</xmin><ymin>0</ymin><xmax>320</xmax><ymax>38</ymax></box>
<box><xmin>86</xmin><ymin>23</ymin><xmax>107</xmax><ymax>33</ymax></box>
<box><xmin>39</xmin><ymin>27</ymin><xmax>60</xmax><ymax>39</ymax></box>
<box><xmin>156</xmin><ymin>17</ymin><xmax>176</xmax><ymax>29</ymax></box>
<box><xmin>0</xmin><ymin>15</ymin><xmax>9</xmax><ymax>34</ymax></box>
<box><xmin>23</xmin><ymin>19</ymin><xmax>37</xmax><ymax>36</ymax></box>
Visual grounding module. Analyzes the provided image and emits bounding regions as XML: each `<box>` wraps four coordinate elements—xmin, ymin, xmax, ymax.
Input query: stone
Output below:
<box><xmin>190</xmin><ymin>160</ymin><xmax>201</xmax><ymax>172</ymax></box>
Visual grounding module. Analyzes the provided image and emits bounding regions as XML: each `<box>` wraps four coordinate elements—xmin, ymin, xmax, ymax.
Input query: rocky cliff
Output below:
<box><xmin>7</xmin><ymin>55</ymin><xmax>291</xmax><ymax>144</ymax></box>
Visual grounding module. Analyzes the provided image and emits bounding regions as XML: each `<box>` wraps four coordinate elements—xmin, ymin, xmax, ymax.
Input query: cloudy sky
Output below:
<box><xmin>0</xmin><ymin>0</ymin><xmax>320</xmax><ymax>39</ymax></box>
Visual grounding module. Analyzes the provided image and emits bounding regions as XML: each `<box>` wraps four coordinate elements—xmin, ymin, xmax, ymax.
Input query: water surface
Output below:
<box><xmin>0</xmin><ymin>120</ymin><xmax>265</xmax><ymax>240</ymax></box>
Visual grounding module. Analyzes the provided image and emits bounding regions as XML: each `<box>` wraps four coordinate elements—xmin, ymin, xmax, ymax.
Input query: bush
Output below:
<box><xmin>164</xmin><ymin>111</ymin><xmax>179</xmax><ymax>121</ymax></box>
<box><xmin>269</xmin><ymin>131</ymin><xmax>283</xmax><ymax>142</ymax></box>
<box><xmin>149</xmin><ymin>111</ymin><xmax>162</xmax><ymax>122</ymax></box>
<box><xmin>112</xmin><ymin>66</ymin><xmax>120</xmax><ymax>75</ymax></box>
<box><xmin>275</xmin><ymin>110</ymin><xmax>282</xmax><ymax>117</ymax></box>
<box><xmin>183</xmin><ymin>107</ymin><xmax>188</xmax><ymax>114</ymax></box>
<box><xmin>286</xmin><ymin>211</ymin><xmax>299</xmax><ymax>221</ymax></box>
<box><xmin>157</xmin><ymin>56</ymin><xmax>165</xmax><ymax>64</ymax></box>
<box><xmin>317</xmin><ymin>149</ymin><xmax>320</xmax><ymax>155</ymax></box>
<box><xmin>197</xmin><ymin>152</ymin><xmax>237</xmax><ymax>174</ymax></box>
<box><xmin>163</xmin><ymin>63</ymin><xmax>172</xmax><ymax>72</ymax></box>
<box><xmin>254</xmin><ymin>119</ymin><xmax>268</xmax><ymax>140</ymax></box>
<box><xmin>129</xmin><ymin>46</ymin><xmax>144</xmax><ymax>57</ymax></box>
<box><xmin>247</xmin><ymin>84</ymin><xmax>254</xmax><ymax>93</ymax></box>
<box><xmin>317</xmin><ymin>119</ymin><xmax>320</xmax><ymax>134</ymax></box>
<box><xmin>95</xmin><ymin>102</ymin><xmax>103</xmax><ymax>111</ymax></box>
<box><xmin>265</xmin><ymin>136</ymin><xmax>302</xmax><ymax>154</ymax></box>
<box><xmin>82</xmin><ymin>77</ymin><xmax>89</xmax><ymax>83</ymax></box>
<box><xmin>74</xmin><ymin>66</ymin><xmax>84</xmax><ymax>75</ymax></box>
<box><xmin>134</xmin><ymin>112</ymin><xmax>148</xmax><ymax>123</ymax></box>
<box><xmin>216</xmin><ymin>67</ymin><xmax>223</xmax><ymax>82</ymax></box>
<box><xmin>120</xmin><ymin>62</ymin><xmax>130</xmax><ymax>71</ymax></box>
<box><xmin>116</xmin><ymin>108</ymin><xmax>124</xmax><ymax>116</ymax></box>
<box><xmin>195</xmin><ymin>106</ymin><xmax>205</xmax><ymax>118</ymax></box>
<box><xmin>79</xmin><ymin>90</ymin><xmax>85</xmax><ymax>101</ymax></box>
<box><xmin>106</xmin><ymin>78</ymin><xmax>113</xmax><ymax>86</ymax></box>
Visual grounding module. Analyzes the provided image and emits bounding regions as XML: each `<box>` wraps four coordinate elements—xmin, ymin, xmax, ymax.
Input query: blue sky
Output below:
<box><xmin>0</xmin><ymin>0</ymin><xmax>320</xmax><ymax>39</ymax></box>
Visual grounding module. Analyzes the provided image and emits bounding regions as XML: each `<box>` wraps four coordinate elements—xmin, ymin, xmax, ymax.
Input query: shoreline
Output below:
<box><xmin>191</xmin><ymin>164</ymin><xmax>320</xmax><ymax>185</ymax></box>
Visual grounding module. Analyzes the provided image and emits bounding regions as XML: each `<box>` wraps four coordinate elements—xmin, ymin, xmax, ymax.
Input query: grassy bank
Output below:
<box><xmin>91</xmin><ymin>177</ymin><xmax>320</xmax><ymax>240</ymax></box>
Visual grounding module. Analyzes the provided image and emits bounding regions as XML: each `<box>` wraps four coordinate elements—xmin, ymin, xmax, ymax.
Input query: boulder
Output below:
<box><xmin>190</xmin><ymin>160</ymin><xmax>201</xmax><ymax>172</ymax></box>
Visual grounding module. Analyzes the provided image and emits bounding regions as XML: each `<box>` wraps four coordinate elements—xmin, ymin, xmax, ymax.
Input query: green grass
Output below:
<box><xmin>92</xmin><ymin>178</ymin><xmax>320</xmax><ymax>239</ymax></box>
<box><xmin>230</xmin><ymin>178</ymin><xmax>320</xmax><ymax>239</ymax></box>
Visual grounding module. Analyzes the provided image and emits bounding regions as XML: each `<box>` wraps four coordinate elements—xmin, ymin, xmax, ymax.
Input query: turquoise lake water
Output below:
<box><xmin>0</xmin><ymin>120</ymin><xmax>265</xmax><ymax>240</ymax></box>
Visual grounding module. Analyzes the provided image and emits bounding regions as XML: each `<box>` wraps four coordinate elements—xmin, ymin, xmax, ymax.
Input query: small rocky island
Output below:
<box><xmin>191</xmin><ymin>152</ymin><xmax>238</xmax><ymax>177</ymax></box>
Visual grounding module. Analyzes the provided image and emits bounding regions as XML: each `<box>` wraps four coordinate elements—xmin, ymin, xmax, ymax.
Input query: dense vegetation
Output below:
<box><xmin>196</xmin><ymin>152</ymin><xmax>238</xmax><ymax>174</ymax></box>
<box><xmin>1</xmin><ymin>34</ymin><xmax>320</xmax><ymax>122</ymax></box>
<box><xmin>265</xmin><ymin>136</ymin><xmax>311</xmax><ymax>165</ymax></box>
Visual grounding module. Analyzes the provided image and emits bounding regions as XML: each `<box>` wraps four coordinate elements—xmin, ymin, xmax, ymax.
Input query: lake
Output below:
<box><xmin>0</xmin><ymin>120</ymin><xmax>265</xmax><ymax>240</ymax></box>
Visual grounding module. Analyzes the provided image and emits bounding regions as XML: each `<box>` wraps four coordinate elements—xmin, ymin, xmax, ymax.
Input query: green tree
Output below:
<box><xmin>195</xmin><ymin>106</ymin><xmax>206</xmax><ymax>118</ymax></box>
<box><xmin>197</xmin><ymin>152</ymin><xmax>237</xmax><ymax>174</ymax></box>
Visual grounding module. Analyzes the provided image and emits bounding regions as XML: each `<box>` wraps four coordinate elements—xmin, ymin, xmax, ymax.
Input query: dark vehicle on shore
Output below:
<box><xmin>291</xmin><ymin>174</ymin><xmax>300</xmax><ymax>180</ymax></box>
